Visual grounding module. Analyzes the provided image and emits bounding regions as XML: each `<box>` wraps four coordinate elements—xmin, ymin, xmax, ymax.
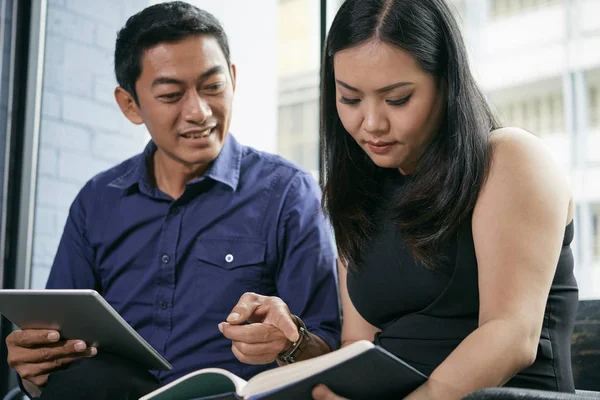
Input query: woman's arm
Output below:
<box><xmin>338</xmin><ymin>259</ymin><xmax>381</xmax><ymax>347</ymax></box>
<box><xmin>406</xmin><ymin>128</ymin><xmax>573</xmax><ymax>400</ymax></box>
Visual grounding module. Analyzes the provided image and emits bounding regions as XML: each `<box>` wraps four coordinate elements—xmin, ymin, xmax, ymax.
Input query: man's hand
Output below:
<box><xmin>218</xmin><ymin>292</ymin><xmax>299</xmax><ymax>365</ymax></box>
<box><xmin>6</xmin><ymin>329</ymin><xmax>97</xmax><ymax>390</ymax></box>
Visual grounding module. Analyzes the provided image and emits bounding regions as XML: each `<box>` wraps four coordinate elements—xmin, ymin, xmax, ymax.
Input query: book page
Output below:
<box><xmin>242</xmin><ymin>340</ymin><xmax>374</xmax><ymax>397</ymax></box>
<box><xmin>139</xmin><ymin>368</ymin><xmax>247</xmax><ymax>400</ymax></box>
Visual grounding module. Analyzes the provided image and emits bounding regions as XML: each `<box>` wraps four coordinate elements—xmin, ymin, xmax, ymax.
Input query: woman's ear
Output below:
<box><xmin>114</xmin><ymin>87</ymin><xmax>144</xmax><ymax>125</ymax></box>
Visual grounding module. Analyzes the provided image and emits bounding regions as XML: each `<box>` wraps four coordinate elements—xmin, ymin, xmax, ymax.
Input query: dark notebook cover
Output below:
<box><xmin>190</xmin><ymin>394</ymin><xmax>240</xmax><ymax>400</ymax></box>
<box><xmin>155</xmin><ymin>344</ymin><xmax>427</xmax><ymax>400</ymax></box>
<box><xmin>250</xmin><ymin>346</ymin><xmax>427</xmax><ymax>400</ymax></box>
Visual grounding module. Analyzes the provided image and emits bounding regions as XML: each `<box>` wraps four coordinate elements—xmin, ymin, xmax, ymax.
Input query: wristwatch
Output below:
<box><xmin>276</xmin><ymin>314</ymin><xmax>311</xmax><ymax>364</ymax></box>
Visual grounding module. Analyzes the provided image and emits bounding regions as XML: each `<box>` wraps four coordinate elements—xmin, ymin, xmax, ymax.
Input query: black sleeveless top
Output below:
<box><xmin>347</xmin><ymin>171</ymin><xmax>578</xmax><ymax>392</ymax></box>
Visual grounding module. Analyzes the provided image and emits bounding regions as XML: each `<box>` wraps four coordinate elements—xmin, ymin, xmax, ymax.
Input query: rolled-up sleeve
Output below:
<box><xmin>275</xmin><ymin>172</ymin><xmax>341</xmax><ymax>351</ymax></box>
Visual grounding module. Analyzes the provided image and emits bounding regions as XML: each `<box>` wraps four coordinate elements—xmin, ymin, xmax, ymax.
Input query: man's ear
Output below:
<box><xmin>114</xmin><ymin>87</ymin><xmax>144</xmax><ymax>125</ymax></box>
<box><xmin>229</xmin><ymin>64</ymin><xmax>237</xmax><ymax>92</ymax></box>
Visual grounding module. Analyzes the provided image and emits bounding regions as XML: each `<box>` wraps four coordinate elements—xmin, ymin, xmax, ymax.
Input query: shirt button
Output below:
<box><xmin>160</xmin><ymin>302</ymin><xmax>167</xmax><ymax>310</ymax></box>
<box><xmin>161</xmin><ymin>254</ymin><xmax>170</xmax><ymax>264</ymax></box>
<box><xmin>225</xmin><ymin>254</ymin><xmax>234</xmax><ymax>263</ymax></box>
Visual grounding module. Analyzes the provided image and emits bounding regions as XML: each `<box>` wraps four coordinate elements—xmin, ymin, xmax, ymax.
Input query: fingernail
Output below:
<box><xmin>218</xmin><ymin>323</ymin><xmax>224</xmax><ymax>333</ymax></box>
<box><xmin>89</xmin><ymin>347</ymin><xmax>97</xmax><ymax>356</ymax></box>
<box><xmin>227</xmin><ymin>312</ymin><xmax>239</xmax><ymax>322</ymax></box>
<box><xmin>74</xmin><ymin>341</ymin><xmax>86</xmax><ymax>351</ymax></box>
<box><xmin>47</xmin><ymin>332</ymin><xmax>59</xmax><ymax>341</ymax></box>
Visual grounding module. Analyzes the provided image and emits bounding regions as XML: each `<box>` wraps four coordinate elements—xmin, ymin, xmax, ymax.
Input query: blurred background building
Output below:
<box><xmin>451</xmin><ymin>0</ymin><xmax>600</xmax><ymax>296</ymax></box>
<box><xmin>0</xmin><ymin>0</ymin><xmax>599</xmax><ymax>395</ymax></box>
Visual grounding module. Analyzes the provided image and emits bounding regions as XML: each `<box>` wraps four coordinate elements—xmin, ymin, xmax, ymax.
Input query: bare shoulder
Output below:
<box><xmin>476</xmin><ymin>127</ymin><xmax>572</xmax><ymax>224</ymax></box>
<box><xmin>487</xmin><ymin>127</ymin><xmax>569</xmax><ymax>193</ymax></box>
<box><xmin>489</xmin><ymin>127</ymin><xmax>558</xmax><ymax>166</ymax></box>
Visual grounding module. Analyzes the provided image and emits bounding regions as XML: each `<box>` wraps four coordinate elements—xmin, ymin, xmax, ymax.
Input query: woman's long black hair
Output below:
<box><xmin>321</xmin><ymin>0</ymin><xmax>500</xmax><ymax>269</ymax></box>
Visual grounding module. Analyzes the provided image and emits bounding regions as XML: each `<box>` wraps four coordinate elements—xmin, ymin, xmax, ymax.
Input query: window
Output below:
<box><xmin>490</xmin><ymin>0</ymin><xmax>561</xmax><ymax>19</ymax></box>
<box><xmin>278</xmin><ymin>100</ymin><xmax>320</xmax><ymax>174</ymax></box>
<box><xmin>586</xmin><ymin>70</ymin><xmax>600</xmax><ymax>164</ymax></box>
<box><xmin>277</xmin><ymin>0</ymin><xmax>321</xmax><ymax>175</ymax></box>
<box><xmin>590</xmin><ymin>85</ymin><xmax>599</xmax><ymax>129</ymax></box>
<box><xmin>279</xmin><ymin>103</ymin><xmax>305</xmax><ymax>135</ymax></box>
<box><xmin>495</xmin><ymin>90</ymin><xmax>564</xmax><ymax>136</ymax></box>
<box><xmin>592</xmin><ymin>204</ymin><xmax>600</xmax><ymax>265</ymax></box>
<box><xmin>449</xmin><ymin>0</ymin><xmax>467</xmax><ymax>23</ymax></box>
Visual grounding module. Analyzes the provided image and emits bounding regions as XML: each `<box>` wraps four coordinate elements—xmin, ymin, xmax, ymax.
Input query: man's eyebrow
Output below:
<box><xmin>151</xmin><ymin>77</ymin><xmax>184</xmax><ymax>87</ymax></box>
<box><xmin>151</xmin><ymin>66</ymin><xmax>226</xmax><ymax>87</ymax></box>
<box><xmin>198</xmin><ymin>65</ymin><xmax>226</xmax><ymax>81</ymax></box>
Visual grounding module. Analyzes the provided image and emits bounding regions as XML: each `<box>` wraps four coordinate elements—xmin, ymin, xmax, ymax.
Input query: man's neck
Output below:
<box><xmin>151</xmin><ymin>150</ymin><xmax>209</xmax><ymax>200</ymax></box>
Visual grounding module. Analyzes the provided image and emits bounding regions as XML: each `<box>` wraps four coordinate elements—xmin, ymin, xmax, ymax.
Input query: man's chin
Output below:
<box><xmin>181</xmin><ymin>148</ymin><xmax>222</xmax><ymax>166</ymax></box>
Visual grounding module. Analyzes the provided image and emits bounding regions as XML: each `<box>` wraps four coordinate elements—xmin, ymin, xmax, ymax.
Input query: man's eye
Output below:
<box><xmin>206</xmin><ymin>83</ymin><xmax>225</xmax><ymax>91</ymax></box>
<box><xmin>159</xmin><ymin>93</ymin><xmax>181</xmax><ymax>100</ymax></box>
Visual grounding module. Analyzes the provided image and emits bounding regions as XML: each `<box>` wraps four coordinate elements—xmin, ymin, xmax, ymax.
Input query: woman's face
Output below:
<box><xmin>333</xmin><ymin>40</ymin><xmax>445</xmax><ymax>174</ymax></box>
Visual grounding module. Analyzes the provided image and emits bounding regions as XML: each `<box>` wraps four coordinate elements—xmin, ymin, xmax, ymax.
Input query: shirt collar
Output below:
<box><xmin>202</xmin><ymin>133</ymin><xmax>242</xmax><ymax>191</ymax></box>
<box><xmin>108</xmin><ymin>134</ymin><xmax>242</xmax><ymax>192</ymax></box>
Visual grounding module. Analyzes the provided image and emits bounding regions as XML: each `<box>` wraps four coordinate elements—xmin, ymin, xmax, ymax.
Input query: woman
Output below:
<box><xmin>220</xmin><ymin>0</ymin><xmax>578</xmax><ymax>398</ymax></box>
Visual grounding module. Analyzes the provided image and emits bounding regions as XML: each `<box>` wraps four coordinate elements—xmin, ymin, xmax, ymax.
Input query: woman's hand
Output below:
<box><xmin>312</xmin><ymin>384</ymin><xmax>348</xmax><ymax>400</ymax></box>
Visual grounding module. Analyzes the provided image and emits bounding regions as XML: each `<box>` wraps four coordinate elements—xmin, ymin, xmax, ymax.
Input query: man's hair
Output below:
<box><xmin>114</xmin><ymin>1</ymin><xmax>231</xmax><ymax>104</ymax></box>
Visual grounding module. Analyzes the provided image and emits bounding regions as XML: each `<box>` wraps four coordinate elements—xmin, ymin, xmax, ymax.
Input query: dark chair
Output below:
<box><xmin>462</xmin><ymin>388</ymin><xmax>600</xmax><ymax>399</ymax></box>
<box><xmin>571</xmin><ymin>299</ymin><xmax>600</xmax><ymax>391</ymax></box>
<box><xmin>462</xmin><ymin>299</ymin><xmax>600</xmax><ymax>399</ymax></box>
<box><xmin>2</xmin><ymin>387</ymin><xmax>23</xmax><ymax>400</ymax></box>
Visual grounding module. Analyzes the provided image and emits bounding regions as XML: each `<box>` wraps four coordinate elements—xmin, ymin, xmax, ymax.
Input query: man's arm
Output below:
<box><xmin>46</xmin><ymin>182</ymin><xmax>99</xmax><ymax>290</ymax></box>
<box><xmin>272</xmin><ymin>172</ymin><xmax>341</xmax><ymax>353</ymax></box>
<box><xmin>220</xmin><ymin>172</ymin><xmax>341</xmax><ymax>364</ymax></box>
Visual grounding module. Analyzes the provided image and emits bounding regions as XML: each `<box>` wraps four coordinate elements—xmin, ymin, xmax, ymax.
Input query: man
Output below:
<box><xmin>5</xmin><ymin>2</ymin><xmax>340</xmax><ymax>399</ymax></box>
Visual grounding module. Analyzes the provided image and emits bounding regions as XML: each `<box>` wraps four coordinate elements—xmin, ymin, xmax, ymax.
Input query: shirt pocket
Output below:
<box><xmin>194</xmin><ymin>237</ymin><xmax>267</xmax><ymax>310</ymax></box>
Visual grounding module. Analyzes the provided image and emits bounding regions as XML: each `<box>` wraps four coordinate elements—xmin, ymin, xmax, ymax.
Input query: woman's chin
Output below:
<box><xmin>368</xmin><ymin>154</ymin><xmax>403</xmax><ymax>169</ymax></box>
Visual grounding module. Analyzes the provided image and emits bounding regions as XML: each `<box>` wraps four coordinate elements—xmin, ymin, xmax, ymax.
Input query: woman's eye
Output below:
<box><xmin>340</xmin><ymin>97</ymin><xmax>360</xmax><ymax>105</ymax></box>
<box><xmin>386</xmin><ymin>96</ymin><xmax>411</xmax><ymax>106</ymax></box>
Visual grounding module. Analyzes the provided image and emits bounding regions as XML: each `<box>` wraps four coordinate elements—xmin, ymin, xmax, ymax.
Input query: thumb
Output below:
<box><xmin>226</xmin><ymin>293</ymin><xmax>263</xmax><ymax>325</ymax></box>
<box><xmin>276</xmin><ymin>313</ymin><xmax>300</xmax><ymax>343</ymax></box>
<box><xmin>312</xmin><ymin>384</ymin><xmax>338</xmax><ymax>400</ymax></box>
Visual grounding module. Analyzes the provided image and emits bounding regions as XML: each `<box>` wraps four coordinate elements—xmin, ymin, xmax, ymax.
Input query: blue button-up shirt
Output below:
<box><xmin>45</xmin><ymin>134</ymin><xmax>341</xmax><ymax>383</ymax></box>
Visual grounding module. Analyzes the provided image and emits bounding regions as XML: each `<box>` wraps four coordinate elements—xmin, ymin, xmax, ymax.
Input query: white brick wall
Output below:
<box><xmin>46</xmin><ymin>7</ymin><xmax>95</xmax><ymax>44</ymax></box>
<box><xmin>31</xmin><ymin>0</ymin><xmax>149</xmax><ymax>288</ymax></box>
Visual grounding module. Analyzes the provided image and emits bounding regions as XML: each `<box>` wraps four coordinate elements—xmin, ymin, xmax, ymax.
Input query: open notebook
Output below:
<box><xmin>140</xmin><ymin>340</ymin><xmax>427</xmax><ymax>400</ymax></box>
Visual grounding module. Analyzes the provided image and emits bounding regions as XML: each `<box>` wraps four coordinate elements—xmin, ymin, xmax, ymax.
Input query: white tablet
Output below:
<box><xmin>0</xmin><ymin>289</ymin><xmax>172</xmax><ymax>371</ymax></box>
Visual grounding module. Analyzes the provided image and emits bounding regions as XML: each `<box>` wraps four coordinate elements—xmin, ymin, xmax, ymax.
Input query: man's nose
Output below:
<box><xmin>182</xmin><ymin>92</ymin><xmax>212</xmax><ymax>123</ymax></box>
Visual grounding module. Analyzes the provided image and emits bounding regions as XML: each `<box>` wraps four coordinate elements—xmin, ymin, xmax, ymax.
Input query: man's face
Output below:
<box><xmin>118</xmin><ymin>35</ymin><xmax>236</xmax><ymax>169</ymax></box>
